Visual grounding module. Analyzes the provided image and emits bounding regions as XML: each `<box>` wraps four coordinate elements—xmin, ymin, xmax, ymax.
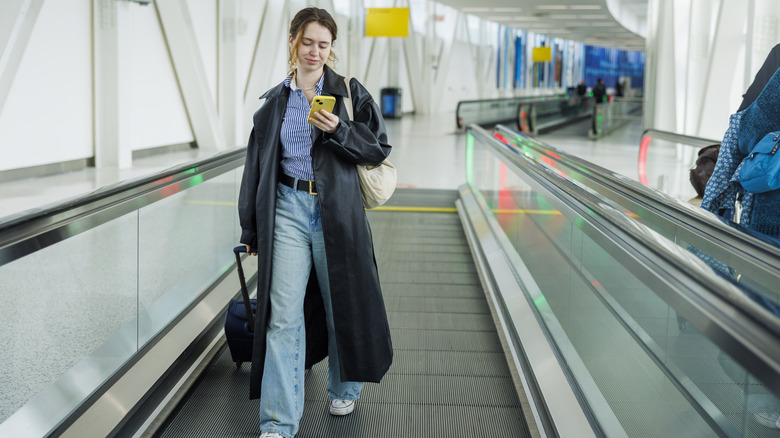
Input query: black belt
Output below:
<box><xmin>280</xmin><ymin>173</ymin><xmax>317</xmax><ymax>195</ymax></box>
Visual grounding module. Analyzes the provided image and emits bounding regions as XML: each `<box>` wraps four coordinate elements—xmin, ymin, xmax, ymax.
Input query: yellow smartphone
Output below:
<box><xmin>307</xmin><ymin>95</ymin><xmax>336</xmax><ymax>124</ymax></box>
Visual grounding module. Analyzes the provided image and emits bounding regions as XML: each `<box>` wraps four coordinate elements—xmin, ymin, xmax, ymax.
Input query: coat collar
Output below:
<box><xmin>259</xmin><ymin>64</ymin><xmax>348</xmax><ymax>99</ymax></box>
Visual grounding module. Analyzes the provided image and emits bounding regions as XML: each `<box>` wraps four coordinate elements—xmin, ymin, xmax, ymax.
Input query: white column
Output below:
<box><xmin>218</xmin><ymin>0</ymin><xmax>241</xmax><ymax>148</ymax></box>
<box><xmin>682</xmin><ymin>0</ymin><xmax>713</xmax><ymax>134</ymax></box>
<box><xmin>695</xmin><ymin>1</ymin><xmax>746</xmax><ymax>137</ymax></box>
<box><xmin>243</xmin><ymin>0</ymin><xmax>285</xmax><ymax>122</ymax></box>
<box><xmin>93</xmin><ymin>0</ymin><xmax>133</xmax><ymax>168</ymax></box>
<box><xmin>643</xmin><ymin>0</ymin><xmax>780</xmax><ymax>139</ymax></box>
<box><xmin>156</xmin><ymin>0</ymin><xmax>226</xmax><ymax>151</ymax></box>
<box><xmin>347</xmin><ymin>0</ymin><xmax>362</xmax><ymax>79</ymax></box>
<box><xmin>0</xmin><ymin>0</ymin><xmax>44</xmax><ymax>122</ymax></box>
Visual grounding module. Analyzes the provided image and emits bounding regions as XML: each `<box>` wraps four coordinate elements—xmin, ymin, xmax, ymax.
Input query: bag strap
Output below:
<box><xmin>343</xmin><ymin>76</ymin><xmax>353</xmax><ymax>121</ymax></box>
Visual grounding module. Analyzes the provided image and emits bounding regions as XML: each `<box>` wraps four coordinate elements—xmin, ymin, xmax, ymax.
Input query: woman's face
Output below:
<box><xmin>292</xmin><ymin>22</ymin><xmax>333</xmax><ymax>75</ymax></box>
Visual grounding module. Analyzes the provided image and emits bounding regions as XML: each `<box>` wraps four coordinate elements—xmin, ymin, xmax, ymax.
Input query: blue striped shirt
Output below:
<box><xmin>280</xmin><ymin>73</ymin><xmax>325</xmax><ymax>180</ymax></box>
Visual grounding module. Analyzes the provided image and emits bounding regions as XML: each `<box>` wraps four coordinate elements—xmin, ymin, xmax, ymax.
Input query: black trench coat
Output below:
<box><xmin>238</xmin><ymin>65</ymin><xmax>393</xmax><ymax>400</ymax></box>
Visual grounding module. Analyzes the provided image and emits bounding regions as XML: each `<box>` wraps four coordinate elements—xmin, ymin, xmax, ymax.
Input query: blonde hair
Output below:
<box><xmin>287</xmin><ymin>7</ymin><xmax>338</xmax><ymax>74</ymax></box>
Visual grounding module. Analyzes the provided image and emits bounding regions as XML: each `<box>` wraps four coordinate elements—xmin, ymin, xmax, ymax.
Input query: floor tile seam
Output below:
<box><xmin>389</xmin><ymin>348</ymin><xmax>504</xmax><ymax>353</ymax></box>
<box><xmin>381</xmin><ymin>241</ymin><xmax>467</xmax><ymax>246</ymax></box>
<box><xmin>379</xmin><ymin>247</ymin><xmax>470</xmax><ymax>251</ymax></box>
<box><xmin>385</xmin><ymin>304</ymin><xmax>490</xmax><ymax>315</ymax></box>
<box><xmin>379</xmin><ymin>269</ymin><xmax>479</xmax><ymax>275</ymax></box>
<box><xmin>179</xmin><ymin>394</ymin><xmax>522</xmax><ymax>410</ymax></box>
<box><xmin>380</xmin><ymin>372</ymin><xmax>514</xmax><ymax>379</ymax></box>
<box><xmin>382</xmin><ymin>294</ymin><xmax>484</xmax><ymax>298</ymax></box>
<box><xmin>300</xmin><ymin>399</ymin><xmax>523</xmax><ymax>408</ymax></box>
<box><xmin>384</xmin><ymin>294</ymin><xmax>485</xmax><ymax>301</ymax></box>
<box><xmin>381</xmin><ymin>281</ymin><xmax>481</xmax><ymax>286</ymax></box>
<box><xmin>387</xmin><ymin>308</ymin><xmax>489</xmax><ymax>313</ymax></box>
<box><xmin>387</xmin><ymin>327</ymin><xmax>497</xmax><ymax>333</ymax></box>
<box><xmin>384</xmin><ymin>296</ymin><xmax>486</xmax><ymax>301</ymax></box>
<box><xmin>390</xmin><ymin>327</ymin><xmax>501</xmax><ymax>334</ymax></box>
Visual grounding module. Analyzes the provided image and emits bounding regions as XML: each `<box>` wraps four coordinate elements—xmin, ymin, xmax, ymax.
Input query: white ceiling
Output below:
<box><xmin>434</xmin><ymin>0</ymin><xmax>647</xmax><ymax>51</ymax></box>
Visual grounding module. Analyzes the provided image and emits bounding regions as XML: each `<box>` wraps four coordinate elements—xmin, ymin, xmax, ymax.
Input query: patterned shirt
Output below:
<box><xmin>279</xmin><ymin>73</ymin><xmax>325</xmax><ymax>180</ymax></box>
<box><xmin>701</xmin><ymin>111</ymin><xmax>755</xmax><ymax>226</ymax></box>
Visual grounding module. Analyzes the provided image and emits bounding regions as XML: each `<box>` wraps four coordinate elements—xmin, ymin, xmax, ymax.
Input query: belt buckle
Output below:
<box><xmin>308</xmin><ymin>180</ymin><xmax>317</xmax><ymax>195</ymax></box>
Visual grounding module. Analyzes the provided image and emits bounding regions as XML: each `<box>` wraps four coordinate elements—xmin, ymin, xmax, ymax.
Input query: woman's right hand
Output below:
<box><xmin>246</xmin><ymin>245</ymin><xmax>257</xmax><ymax>256</ymax></box>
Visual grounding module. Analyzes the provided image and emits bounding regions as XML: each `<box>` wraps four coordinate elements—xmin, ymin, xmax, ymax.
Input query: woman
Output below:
<box><xmin>237</xmin><ymin>7</ymin><xmax>393</xmax><ymax>438</ymax></box>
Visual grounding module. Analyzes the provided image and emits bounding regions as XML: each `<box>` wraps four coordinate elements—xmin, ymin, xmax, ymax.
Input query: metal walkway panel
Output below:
<box><xmin>156</xmin><ymin>194</ymin><xmax>530</xmax><ymax>437</ymax></box>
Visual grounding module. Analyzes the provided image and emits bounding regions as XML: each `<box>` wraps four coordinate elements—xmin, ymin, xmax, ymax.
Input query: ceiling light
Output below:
<box><xmin>570</xmin><ymin>5</ymin><xmax>602</xmax><ymax>10</ymax></box>
<box><xmin>579</xmin><ymin>15</ymin><xmax>608</xmax><ymax>19</ymax></box>
<box><xmin>536</xmin><ymin>5</ymin><xmax>568</xmax><ymax>10</ymax></box>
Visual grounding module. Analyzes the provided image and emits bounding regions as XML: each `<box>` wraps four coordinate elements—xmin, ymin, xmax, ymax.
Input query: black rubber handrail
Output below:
<box><xmin>494</xmin><ymin>124</ymin><xmax>780</xmax><ymax>295</ymax></box>
<box><xmin>455</xmin><ymin>94</ymin><xmax>580</xmax><ymax>129</ymax></box>
<box><xmin>0</xmin><ymin>147</ymin><xmax>246</xmax><ymax>267</ymax></box>
<box><xmin>470</xmin><ymin>123</ymin><xmax>780</xmax><ymax>397</ymax></box>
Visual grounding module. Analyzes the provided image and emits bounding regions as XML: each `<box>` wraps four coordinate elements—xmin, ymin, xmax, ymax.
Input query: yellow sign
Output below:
<box><xmin>532</xmin><ymin>47</ymin><xmax>552</xmax><ymax>62</ymax></box>
<box><xmin>365</xmin><ymin>8</ymin><xmax>409</xmax><ymax>37</ymax></box>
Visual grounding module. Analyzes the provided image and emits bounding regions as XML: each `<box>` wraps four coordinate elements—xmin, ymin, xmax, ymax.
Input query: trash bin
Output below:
<box><xmin>380</xmin><ymin>87</ymin><xmax>402</xmax><ymax>119</ymax></box>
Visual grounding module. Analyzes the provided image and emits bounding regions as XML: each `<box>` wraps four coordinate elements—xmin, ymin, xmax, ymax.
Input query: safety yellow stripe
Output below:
<box><xmin>370</xmin><ymin>206</ymin><xmax>458</xmax><ymax>213</ymax></box>
<box><xmin>183</xmin><ymin>200</ymin><xmax>623</xmax><ymax>218</ymax></box>
<box><xmin>184</xmin><ymin>200</ymin><xmax>238</xmax><ymax>206</ymax></box>
<box><xmin>492</xmin><ymin>209</ymin><xmax>560</xmax><ymax>215</ymax></box>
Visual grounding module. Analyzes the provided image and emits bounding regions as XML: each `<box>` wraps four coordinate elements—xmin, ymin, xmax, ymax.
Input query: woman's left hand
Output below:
<box><xmin>310</xmin><ymin>109</ymin><xmax>340</xmax><ymax>134</ymax></box>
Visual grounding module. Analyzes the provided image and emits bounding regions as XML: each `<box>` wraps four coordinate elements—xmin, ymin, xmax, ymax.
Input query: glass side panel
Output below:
<box><xmin>0</xmin><ymin>213</ymin><xmax>138</xmax><ymax>424</ymax></box>
<box><xmin>503</xmin><ymin>130</ymin><xmax>780</xmax><ymax>332</ymax></box>
<box><xmin>641</xmin><ymin>136</ymin><xmax>702</xmax><ymax>201</ymax></box>
<box><xmin>0</xmin><ymin>165</ymin><xmax>242</xmax><ymax>434</ymax></box>
<box><xmin>467</xmin><ymin>131</ymin><xmax>780</xmax><ymax>437</ymax></box>
<box><xmin>137</xmin><ymin>170</ymin><xmax>239</xmax><ymax>346</ymax></box>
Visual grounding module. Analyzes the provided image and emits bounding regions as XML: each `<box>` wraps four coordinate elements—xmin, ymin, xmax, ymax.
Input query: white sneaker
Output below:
<box><xmin>329</xmin><ymin>398</ymin><xmax>356</xmax><ymax>416</ymax></box>
<box><xmin>259</xmin><ymin>432</ymin><xmax>284</xmax><ymax>438</ymax></box>
<box><xmin>754</xmin><ymin>412</ymin><xmax>780</xmax><ymax>428</ymax></box>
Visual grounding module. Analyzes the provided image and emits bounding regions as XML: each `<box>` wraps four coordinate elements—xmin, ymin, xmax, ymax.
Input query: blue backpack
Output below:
<box><xmin>740</xmin><ymin>131</ymin><xmax>780</xmax><ymax>193</ymax></box>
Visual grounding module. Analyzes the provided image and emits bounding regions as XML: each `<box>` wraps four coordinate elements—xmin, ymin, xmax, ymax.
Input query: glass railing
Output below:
<box><xmin>455</xmin><ymin>95</ymin><xmax>593</xmax><ymax>135</ymax></box>
<box><xmin>638</xmin><ymin>129</ymin><xmax>720</xmax><ymax>198</ymax></box>
<box><xmin>590</xmin><ymin>97</ymin><xmax>643</xmax><ymax>138</ymax></box>
<box><xmin>465</xmin><ymin>124</ymin><xmax>780</xmax><ymax>437</ymax></box>
<box><xmin>0</xmin><ymin>149</ymin><xmax>245</xmax><ymax>435</ymax></box>
<box><xmin>494</xmin><ymin>124</ymin><xmax>780</xmax><ymax>318</ymax></box>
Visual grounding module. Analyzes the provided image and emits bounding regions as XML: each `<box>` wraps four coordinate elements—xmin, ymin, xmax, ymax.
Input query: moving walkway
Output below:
<box><xmin>2</xmin><ymin>123</ymin><xmax>780</xmax><ymax>437</ymax></box>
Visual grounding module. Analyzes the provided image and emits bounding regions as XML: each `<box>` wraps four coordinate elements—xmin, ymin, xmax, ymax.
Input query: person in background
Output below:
<box><xmin>688</xmin><ymin>144</ymin><xmax>720</xmax><ymax>206</ymax></box>
<box><xmin>700</xmin><ymin>43</ymin><xmax>780</xmax><ymax>430</ymax></box>
<box><xmin>738</xmin><ymin>43</ymin><xmax>780</xmax><ymax>112</ymax></box>
<box><xmin>237</xmin><ymin>7</ymin><xmax>393</xmax><ymax>438</ymax></box>
<box><xmin>592</xmin><ymin>78</ymin><xmax>607</xmax><ymax>103</ymax></box>
<box><xmin>615</xmin><ymin>80</ymin><xmax>625</xmax><ymax>97</ymax></box>
<box><xmin>576</xmin><ymin>80</ymin><xmax>587</xmax><ymax>96</ymax></box>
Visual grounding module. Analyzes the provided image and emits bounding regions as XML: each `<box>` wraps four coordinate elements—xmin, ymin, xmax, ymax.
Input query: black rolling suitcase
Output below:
<box><xmin>225</xmin><ymin>245</ymin><xmax>257</xmax><ymax>368</ymax></box>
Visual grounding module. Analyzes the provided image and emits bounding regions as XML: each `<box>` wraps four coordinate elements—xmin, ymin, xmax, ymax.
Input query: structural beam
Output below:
<box><xmin>93</xmin><ymin>0</ymin><xmax>132</xmax><ymax>168</ymax></box>
<box><xmin>218</xmin><ymin>0</ymin><xmax>241</xmax><ymax>148</ymax></box>
<box><xmin>696</xmin><ymin>1</ymin><xmax>746</xmax><ymax>137</ymax></box>
<box><xmin>156</xmin><ymin>0</ymin><xmax>226</xmax><ymax>151</ymax></box>
<box><xmin>243</xmin><ymin>0</ymin><xmax>286</xmax><ymax>120</ymax></box>
<box><xmin>0</xmin><ymin>0</ymin><xmax>44</xmax><ymax>119</ymax></box>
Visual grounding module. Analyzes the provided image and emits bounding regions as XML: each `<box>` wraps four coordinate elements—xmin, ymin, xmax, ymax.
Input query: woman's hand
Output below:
<box><xmin>309</xmin><ymin>109</ymin><xmax>340</xmax><ymax>134</ymax></box>
<box><xmin>246</xmin><ymin>245</ymin><xmax>257</xmax><ymax>256</ymax></box>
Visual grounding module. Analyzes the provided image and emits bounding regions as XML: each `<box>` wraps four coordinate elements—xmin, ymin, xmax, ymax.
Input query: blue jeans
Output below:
<box><xmin>259</xmin><ymin>181</ymin><xmax>363</xmax><ymax>438</ymax></box>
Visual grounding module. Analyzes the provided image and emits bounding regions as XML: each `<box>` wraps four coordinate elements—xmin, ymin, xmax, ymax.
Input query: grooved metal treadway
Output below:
<box><xmin>155</xmin><ymin>189</ymin><xmax>530</xmax><ymax>437</ymax></box>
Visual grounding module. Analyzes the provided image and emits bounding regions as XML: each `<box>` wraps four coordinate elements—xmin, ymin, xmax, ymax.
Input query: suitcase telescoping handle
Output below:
<box><xmin>233</xmin><ymin>245</ymin><xmax>255</xmax><ymax>332</ymax></box>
